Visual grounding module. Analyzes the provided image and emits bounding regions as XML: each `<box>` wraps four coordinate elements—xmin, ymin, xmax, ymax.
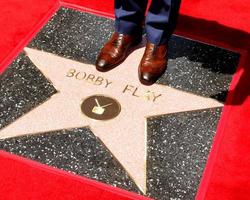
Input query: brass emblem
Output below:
<box><xmin>81</xmin><ymin>95</ymin><xmax>121</xmax><ymax>121</ymax></box>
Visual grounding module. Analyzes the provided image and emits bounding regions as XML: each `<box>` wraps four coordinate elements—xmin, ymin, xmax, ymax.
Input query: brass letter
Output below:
<box><xmin>143</xmin><ymin>91</ymin><xmax>162</xmax><ymax>102</ymax></box>
<box><xmin>143</xmin><ymin>91</ymin><xmax>152</xmax><ymax>101</ymax></box>
<box><xmin>66</xmin><ymin>69</ymin><xmax>76</xmax><ymax>77</ymax></box>
<box><xmin>152</xmin><ymin>93</ymin><xmax>162</xmax><ymax>102</ymax></box>
<box><xmin>94</xmin><ymin>76</ymin><xmax>104</xmax><ymax>85</ymax></box>
<box><xmin>86</xmin><ymin>74</ymin><xmax>95</xmax><ymax>83</ymax></box>
<box><xmin>132</xmin><ymin>87</ymin><xmax>140</xmax><ymax>97</ymax></box>
<box><xmin>105</xmin><ymin>80</ymin><xmax>113</xmax><ymax>88</ymax></box>
<box><xmin>123</xmin><ymin>85</ymin><xmax>134</xmax><ymax>93</ymax></box>
<box><xmin>75</xmin><ymin>72</ymin><xmax>87</xmax><ymax>80</ymax></box>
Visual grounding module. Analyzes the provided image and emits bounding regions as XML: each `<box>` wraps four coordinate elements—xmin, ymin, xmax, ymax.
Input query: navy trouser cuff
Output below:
<box><xmin>146</xmin><ymin>28</ymin><xmax>171</xmax><ymax>45</ymax></box>
<box><xmin>115</xmin><ymin>20</ymin><xmax>143</xmax><ymax>35</ymax></box>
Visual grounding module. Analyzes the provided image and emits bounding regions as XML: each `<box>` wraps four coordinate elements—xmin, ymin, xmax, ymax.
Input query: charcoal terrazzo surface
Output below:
<box><xmin>165</xmin><ymin>39</ymin><xmax>239</xmax><ymax>102</ymax></box>
<box><xmin>28</xmin><ymin>7</ymin><xmax>114</xmax><ymax>64</ymax></box>
<box><xmin>0</xmin><ymin>6</ymin><xmax>240</xmax><ymax>200</ymax></box>
<box><xmin>0</xmin><ymin>53</ymin><xmax>56</xmax><ymax>129</ymax></box>
<box><xmin>146</xmin><ymin>108</ymin><xmax>222</xmax><ymax>200</ymax></box>
<box><xmin>0</xmin><ymin>128</ymin><xmax>140</xmax><ymax>193</ymax></box>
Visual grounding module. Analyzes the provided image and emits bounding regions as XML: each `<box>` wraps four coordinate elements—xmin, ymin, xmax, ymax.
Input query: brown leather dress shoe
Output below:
<box><xmin>96</xmin><ymin>32</ymin><xmax>142</xmax><ymax>72</ymax></box>
<box><xmin>138</xmin><ymin>42</ymin><xmax>168</xmax><ymax>85</ymax></box>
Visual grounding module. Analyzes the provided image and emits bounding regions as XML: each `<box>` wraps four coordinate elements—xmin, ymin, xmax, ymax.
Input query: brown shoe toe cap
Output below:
<box><xmin>139</xmin><ymin>72</ymin><xmax>156</xmax><ymax>85</ymax></box>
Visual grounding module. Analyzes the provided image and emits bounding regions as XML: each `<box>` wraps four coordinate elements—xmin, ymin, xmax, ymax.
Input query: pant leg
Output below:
<box><xmin>145</xmin><ymin>0</ymin><xmax>181</xmax><ymax>45</ymax></box>
<box><xmin>115</xmin><ymin>0</ymin><xmax>148</xmax><ymax>35</ymax></box>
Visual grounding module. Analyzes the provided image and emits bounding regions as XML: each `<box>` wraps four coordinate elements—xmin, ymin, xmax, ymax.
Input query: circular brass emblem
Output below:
<box><xmin>81</xmin><ymin>95</ymin><xmax>121</xmax><ymax>121</ymax></box>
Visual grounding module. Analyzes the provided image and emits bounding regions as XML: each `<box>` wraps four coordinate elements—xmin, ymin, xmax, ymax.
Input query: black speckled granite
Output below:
<box><xmin>0</xmin><ymin>128</ymin><xmax>140</xmax><ymax>193</ymax></box>
<box><xmin>0</xmin><ymin>6</ymin><xmax>241</xmax><ymax>200</ymax></box>
<box><xmin>28</xmin><ymin>8</ymin><xmax>114</xmax><ymax>65</ymax></box>
<box><xmin>147</xmin><ymin>108</ymin><xmax>222</xmax><ymax>200</ymax></box>
<box><xmin>0</xmin><ymin>53</ymin><xmax>56</xmax><ymax>129</ymax></box>
<box><xmin>162</xmin><ymin>37</ymin><xmax>239</xmax><ymax>102</ymax></box>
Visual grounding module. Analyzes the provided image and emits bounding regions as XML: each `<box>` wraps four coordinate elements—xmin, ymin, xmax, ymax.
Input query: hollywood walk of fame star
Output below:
<box><xmin>0</xmin><ymin>46</ymin><xmax>223</xmax><ymax>193</ymax></box>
